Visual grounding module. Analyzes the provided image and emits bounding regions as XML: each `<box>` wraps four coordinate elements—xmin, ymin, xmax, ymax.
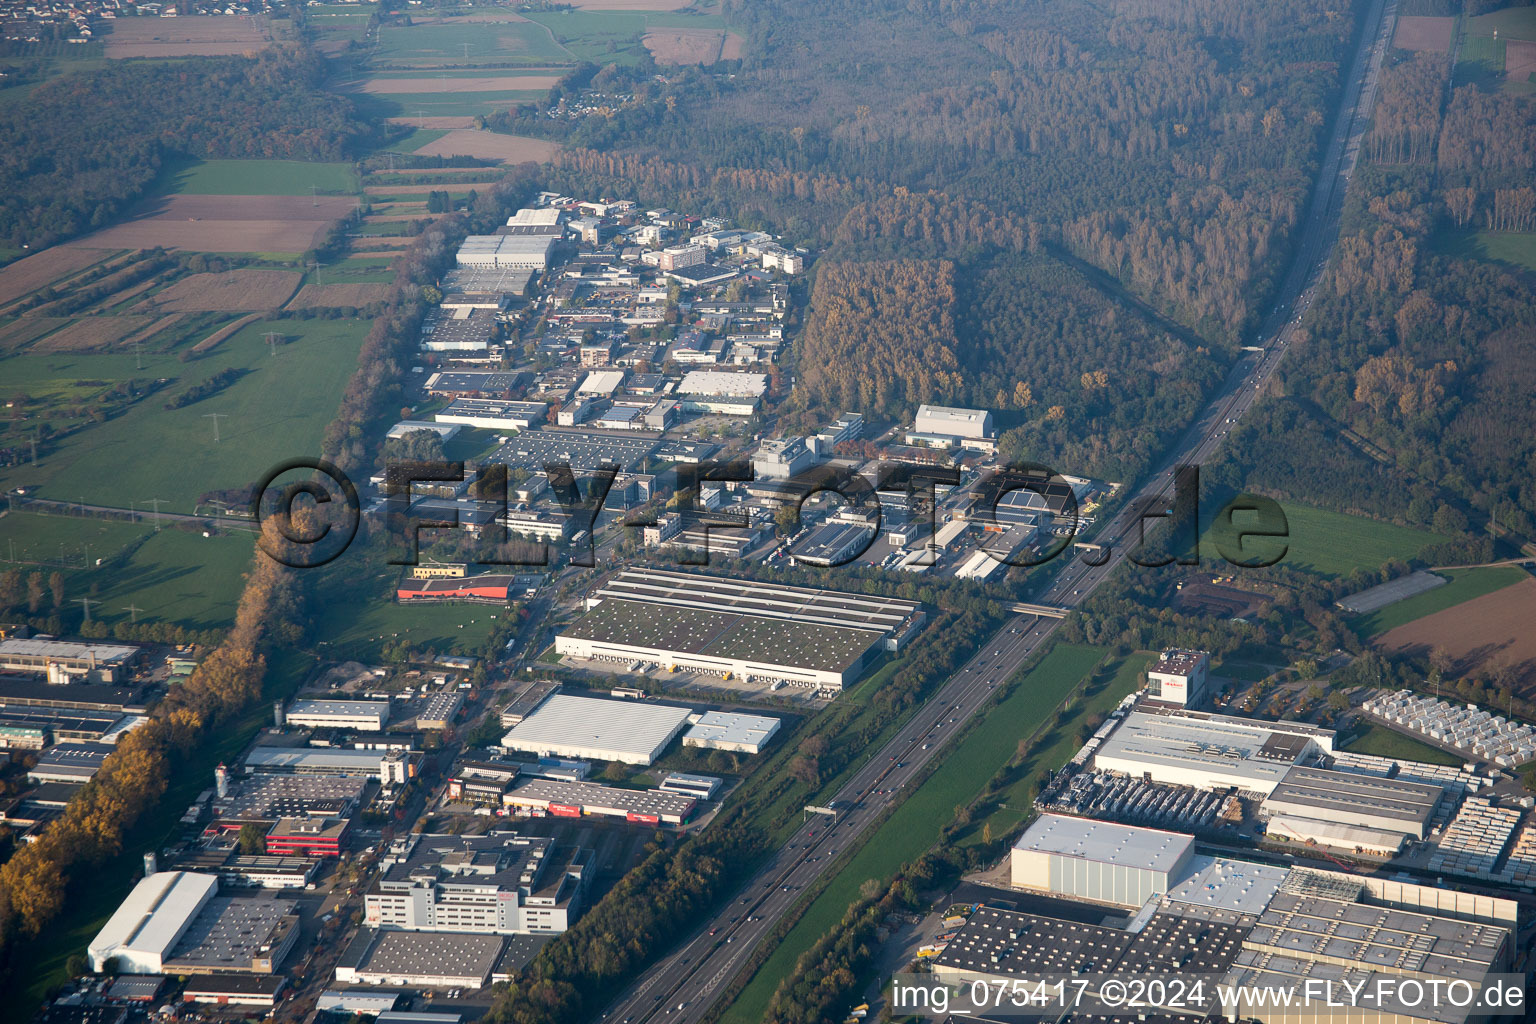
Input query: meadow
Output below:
<box><xmin>1205</xmin><ymin>500</ymin><xmax>1450</xmax><ymax>577</ymax></box>
<box><xmin>0</xmin><ymin>317</ymin><xmax>368</xmax><ymax>512</ymax></box>
<box><xmin>157</xmin><ymin>158</ymin><xmax>361</xmax><ymax>197</ymax></box>
<box><xmin>372</xmin><ymin>21</ymin><xmax>574</xmax><ymax>66</ymax></box>
<box><xmin>0</xmin><ymin>511</ymin><xmax>255</xmax><ymax>631</ymax></box>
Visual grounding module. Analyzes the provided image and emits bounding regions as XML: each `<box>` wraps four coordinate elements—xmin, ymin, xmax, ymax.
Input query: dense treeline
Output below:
<box><xmin>788</xmin><ymin>260</ymin><xmax>963</xmax><ymax>421</ymax></box>
<box><xmin>548</xmin><ymin>0</ymin><xmax>1356</xmax><ymax>342</ymax></box>
<box><xmin>163</xmin><ymin>368</ymin><xmax>244</xmax><ymax>410</ymax></box>
<box><xmin>1260</xmin><ymin>160</ymin><xmax>1536</xmax><ymax>541</ymax></box>
<box><xmin>967</xmin><ymin>256</ymin><xmax>1224</xmax><ymax>481</ymax></box>
<box><xmin>0</xmin><ymin>47</ymin><xmax>371</xmax><ymax>248</ymax></box>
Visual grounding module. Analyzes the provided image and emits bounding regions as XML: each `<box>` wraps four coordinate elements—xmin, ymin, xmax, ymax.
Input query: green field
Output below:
<box><xmin>158</xmin><ymin>158</ymin><xmax>361</xmax><ymax>196</ymax></box>
<box><xmin>0</xmin><ymin>510</ymin><xmax>255</xmax><ymax>630</ymax></box>
<box><xmin>372</xmin><ymin>21</ymin><xmax>575</xmax><ymax>65</ymax></box>
<box><xmin>1357</xmin><ymin>566</ymin><xmax>1528</xmax><ymax>636</ymax></box>
<box><xmin>358</xmin><ymin>90</ymin><xmax>548</xmax><ymax>118</ymax></box>
<box><xmin>380</xmin><ymin>127</ymin><xmax>449</xmax><ymax>153</ymax></box>
<box><xmin>309</xmin><ymin>590</ymin><xmax>504</xmax><ymax>661</ymax></box>
<box><xmin>310</xmin><ymin>256</ymin><xmax>400</xmax><ymax>284</ymax></box>
<box><xmin>524</xmin><ymin>9</ymin><xmax>730</xmax><ymax>64</ymax></box>
<box><xmin>1341</xmin><ymin>721</ymin><xmax>1462</xmax><ymax>766</ymax></box>
<box><xmin>1206</xmin><ymin>500</ymin><xmax>1450</xmax><ymax>577</ymax></box>
<box><xmin>523</xmin><ymin>10</ymin><xmax>652</xmax><ymax>64</ymax></box>
<box><xmin>1467</xmin><ymin>5</ymin><xmax>1536</xmax><ymax>41</ymax></box>
<box><xmin>718</xmin><ymin>644</ymin><xmax>1112</xmax><ymax>1024</ymax></box>
<box><xmin>0</xmin><ymin>318</ymin><xmax>368</xmax><ymax>513</ymax></box>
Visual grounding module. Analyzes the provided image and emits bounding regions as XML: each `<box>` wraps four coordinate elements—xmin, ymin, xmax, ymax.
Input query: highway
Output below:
<box><xmin>601</xmin><ymin>0</ymin><xmax>1397</xmax><ymax>1020</ymax></box>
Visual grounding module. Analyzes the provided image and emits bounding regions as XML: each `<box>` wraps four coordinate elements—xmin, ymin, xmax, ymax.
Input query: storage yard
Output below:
<box><xmin>1363</xmin><ymin>689</ymin><xmax>1536</xmax><ymax>766</ymax></box>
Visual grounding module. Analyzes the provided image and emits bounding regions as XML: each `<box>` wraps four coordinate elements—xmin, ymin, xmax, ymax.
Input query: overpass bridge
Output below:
<box><xmin>1004</xmin><ymin>602</ymin><xmax>1070</xmax><ymax>619</ymax></box>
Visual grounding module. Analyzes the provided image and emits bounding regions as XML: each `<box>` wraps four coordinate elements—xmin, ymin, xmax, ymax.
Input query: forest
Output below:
<box><xmin>0</xmin><ymin>46</ymin><xmax>371</xmax><ymax>248</ymax></box>
<box><xmin>1223</xmin><ymin>41</ymin><xmax>1536</xmax><ymax>548</ymax></box>
<box><xmin>532</xmin><ymin>0</ymin><xmax>1361</xmax><ymax>347</ymax></box>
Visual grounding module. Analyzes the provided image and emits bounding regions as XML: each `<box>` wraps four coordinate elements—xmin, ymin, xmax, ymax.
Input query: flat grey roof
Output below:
<box><xmin>683</xmin><ymin>710</ymin><xmax>780</xmax><ymax>747</ymax></box>
<box><xmin>506</xmin><ymin>778</ymin><xmax>696</xmax><ymax>817</ymax></box>
<box><xmin>1014</xmin><ymin>813</ymin><xmax>1194</xmax><ymax>874</ymax></box>
<box><xmin>501</xmin><ymin>694</ymin><xmax>691</xmax><ymax>762</ymax></box>
<box><xmin>1264</xmin><ymin>765</ymin><xmax>1442</xmax><ymax>825</ymax></box>
<box><xmin>288</xmin><ymin>699</ymin><xmax>389</xmax><ymax>717</ymax></box>
<box><xmin>353</xmin><ymin>928</ymin><xmax>504</xmax><ymax>980</ymax></box>
<box><xmin>163</xmin><ymin>895</ymin><xmax>296</xmax><ymax>970</ymax></box>
<box><xmin>593</xmin><ymin>567</ymin><xmax>920</xmax><ymax>633</ymax></box>
<box><xmin>0</xmin><ymin>638</ymin><xmax>138</xmax><ymax>662</ymax></box>
<box><xmin>1164</xmin><ymin>855</ymin><xmax>1287</xmax><ymax>916</ymax></box>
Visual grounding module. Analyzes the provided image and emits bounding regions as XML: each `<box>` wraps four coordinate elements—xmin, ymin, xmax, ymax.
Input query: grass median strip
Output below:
<box><xmin>717</xmin><ymin>643</ymin><xmax>1111</xmax><ymax>1024</ymax></box>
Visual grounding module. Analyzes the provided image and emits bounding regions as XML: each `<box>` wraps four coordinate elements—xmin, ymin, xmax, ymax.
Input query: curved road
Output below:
<box><xmin>602</xmin><ymin>0</ymin><xmax>1397</xmax><ymax>1020</ymax></box>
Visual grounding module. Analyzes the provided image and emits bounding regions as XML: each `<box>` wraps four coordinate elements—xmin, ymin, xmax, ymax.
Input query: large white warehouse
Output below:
<box><xmin>1091</xmin><ymin>710</ymin><xmax>1333</xmax><ymax>796</ymax></box>
<box><xmin>88</xmin><ymin>871</ymin><xmax>220</xmax><ymax>974</ymax></box>
<box><xmin>1011</xmin><ymin>814</ymin><xmax>1195</xmax><ymax>908</ymax></box>
<box><xmin>500</xmin><ymin>694</ymin><xmax>693</xmax><ymax>765</ymax></box>
<box><xmin>285</xmin><ymin>699</ymin><xmax>390</xmax><ymax>731</ymax></box>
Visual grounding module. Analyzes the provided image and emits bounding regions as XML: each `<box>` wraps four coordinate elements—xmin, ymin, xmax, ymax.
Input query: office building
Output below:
<box><xmin>366</xmin><ymin>833</ymin><xmax>588</xmax><ymax>935</ymax></box>
<box><xmin>1144</xmin><ymin>649</ymin><xmax>1210</xmax><ymax>707</ymax></box>
<box><xmin>752</xmin><ymin>437</ymin><xmax>817</xmax><ymax>480</ymax></box>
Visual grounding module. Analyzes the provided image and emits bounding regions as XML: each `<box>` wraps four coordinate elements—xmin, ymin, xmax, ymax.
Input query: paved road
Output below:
<box><xmin>601</xmin><ymin>2</ymin><xmax>1398</xmax><ymax>1021</ymax></box>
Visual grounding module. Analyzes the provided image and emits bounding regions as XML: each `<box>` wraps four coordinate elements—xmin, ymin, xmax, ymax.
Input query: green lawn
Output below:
<box><xmin>1357</xmin><ymin>566</ymin><xmax>1529</xmax><ymax>636</ymax></box>
<box><xmin>309</xmin><ymin>587</ymin><xmax>505</xmax><ymax>661</ymax></box>
<box><xmin>717</xmin><ymin>644</ymin><xmax>1112</xmax><ymax>1024</ymax></box>
<box><xmin>1470</xmin><ymin>231</ymin><xmax>1536</xmax><ymax>272</ymax></box>
<box><xmin>1205</xmin><ymin>500</ymin><xmax>1450</xmax><ymax>577</ymax></box>
<box><xmin>0</xmin><ymin>511</ymin><xmax>255</xmax><ymax>631</ymax></box>
<box><xmin>0</xmin><ymin>317</ymin><xmax>368</xmax><ymax>513</ymax></box>
<box><xmin>372</xmin><ymin>22</ymin><xmax>575</xmax><ymax>65</ymax></box>
<box><xmin>159</xmin><ymin>158</ymin><xmax>361</xmax><ymax>196</ymax></box>
<box><xmin>1341</xmin><ymin>722</ymin><xmax>1462</xmax><ymax>766</ymax></box>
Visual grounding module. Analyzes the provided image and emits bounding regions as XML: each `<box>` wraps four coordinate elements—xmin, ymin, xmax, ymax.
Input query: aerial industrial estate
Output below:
<box><xmin>3</xmin><ymin>0</ymin><xmax>1536</xmax><ymax>1022</ymax></box>
<box><xmin>6</xmin><ymin>181</ymin><xmax>1536</xmax><ymax>1024</ymax></box>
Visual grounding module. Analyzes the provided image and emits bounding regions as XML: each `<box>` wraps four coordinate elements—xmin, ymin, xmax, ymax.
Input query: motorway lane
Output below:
<box><xmin>603</xmin><ymin>3</ymin><xmax>1398</xmax><ymax>1021</ymax></box>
